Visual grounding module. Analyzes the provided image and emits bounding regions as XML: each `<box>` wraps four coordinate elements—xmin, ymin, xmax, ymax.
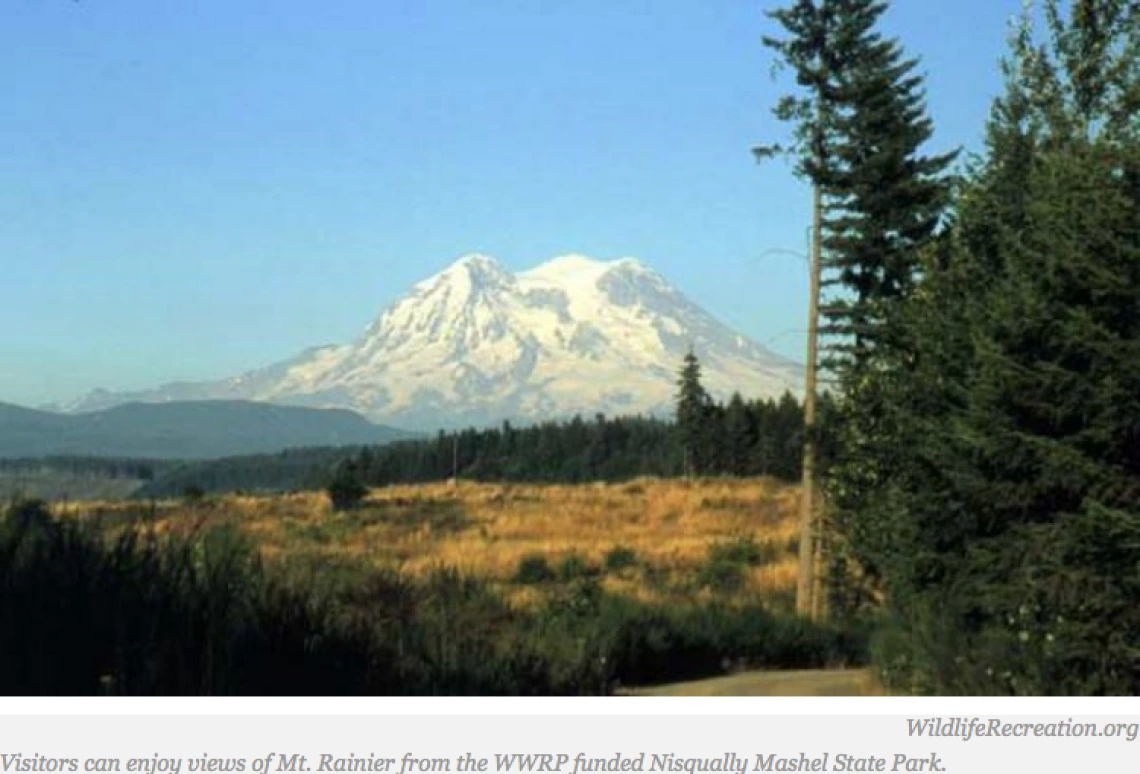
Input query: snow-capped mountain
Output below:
<box><xmin>58</xmin><ymin>254</ymin><xmax>803</xmax><ymax>430</ymax></box>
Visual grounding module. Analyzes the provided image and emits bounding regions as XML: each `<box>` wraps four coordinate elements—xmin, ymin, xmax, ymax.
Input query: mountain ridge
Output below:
<box><xmin>55</xmin><ymin>254</ymin><xmax>803</xmax><ymax>430</ymax></box>
<box><xmin>0</xmin><ymin>400</ymin><xmax>410</xmax><ymax>460</ymax></box>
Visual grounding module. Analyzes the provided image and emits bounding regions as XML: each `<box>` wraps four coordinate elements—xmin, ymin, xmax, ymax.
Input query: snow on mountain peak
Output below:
<box><xmin>59</xmin><ymin>252</ymin><xmax>804</xmax><ymax>430</ymax></box>
<box><xmin>610</xmin><ymin>256</ymin><xmax>650</xmax><ymax>271</ymax></box>
<box><xmin>435</xmin><ymin>253</ymin><xmax>510</xmax><ymax>283</ymax></box>
<box><xmin>525</xmin><ymin>253</ymin><xmax>608</xmax><ymax>276</ymax></box>
<box><xmin>409</xmin><ymin>253</ymin><xmax>514</xmax><ymax>302</ymax></box>
<box><xmin>522</xmin><ymin>254</ymin><xmax>651</xmax><ymax>282</ymax></box>
<box><xmin>450</xmin><ymin>253</ymin><xmax>505</xmax><ymax>272</ymax></box>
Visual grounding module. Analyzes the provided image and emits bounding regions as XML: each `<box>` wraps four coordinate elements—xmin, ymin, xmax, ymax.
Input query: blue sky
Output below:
<box><xmin>3</xmin><ymin>0</ymin><xmax>1024</xmax><ymax>407</ymax></box>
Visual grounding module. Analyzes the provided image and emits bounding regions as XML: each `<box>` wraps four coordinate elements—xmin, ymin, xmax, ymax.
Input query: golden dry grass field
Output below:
<box><xmin>58</xmin><ymin>477</ymin><xmax>801</xmax><ymax>607</ymax></box>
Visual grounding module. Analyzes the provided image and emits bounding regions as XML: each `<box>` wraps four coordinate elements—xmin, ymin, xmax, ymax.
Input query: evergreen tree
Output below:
<box><xmin>819</xmin><ymin>0</ymin><xmax>958</xmax><ymax>365</ymax></box>
<box><xmin>675</xmin><ymin>350</ymin><xmax>713</xmax><ymax>476</ymax></box>
<box><xmin>812</xmin><ymin>0</ymin><xmax>956</xmax><ymax>592</ymax></box>
<box><xmin>764</xmin><ymin>0</ymin><xmax>957</xmax><ymax>618</ymax></box>
<box><xmin>763</xmin><ymin>0</ymin><xmax>956</xmax><ymax>365</ymax></box>
<box><xmin>724</xmin><ymin>393</ymin><xmax>755</xmax><ymax>477</ymax></box>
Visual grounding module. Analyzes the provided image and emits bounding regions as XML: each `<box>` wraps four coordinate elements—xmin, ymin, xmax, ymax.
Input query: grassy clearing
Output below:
<box><xmin>59</xmin><ymin>477</ymin><xmax>802</xmax><ymax>609</ymax></box>
<box><xmin>9</xmin><ymin>478</ymin><xmax>870</xmax><ymax>694</ymax></box>
<box><xmin>0</xmin><ymin>471</ymin><xmax>144</xmax><ymax>502</ymax></box>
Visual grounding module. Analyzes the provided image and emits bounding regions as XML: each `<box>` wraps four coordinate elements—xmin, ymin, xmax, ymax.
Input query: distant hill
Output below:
<box><xmin>0</xmin><ymin>400</ymin><xmax>412</xmax><ymax>460</ymax></box>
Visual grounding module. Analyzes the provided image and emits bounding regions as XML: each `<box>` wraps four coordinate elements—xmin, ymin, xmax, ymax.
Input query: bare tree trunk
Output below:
<box><xmin>796</xmin><ymin>174</ymin><xmax>823</xmax><ymax>619</ymax></box>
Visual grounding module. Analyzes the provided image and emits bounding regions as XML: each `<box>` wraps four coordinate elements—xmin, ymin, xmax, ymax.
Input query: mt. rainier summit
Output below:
<box><xmin>62</xmin><ymin>254</ymin><xmax>802</xmax><ymax>430</ymax></box>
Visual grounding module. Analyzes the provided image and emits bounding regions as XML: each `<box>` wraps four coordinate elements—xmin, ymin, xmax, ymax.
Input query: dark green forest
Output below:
<box><xmin>765</xmin><ymin>0</ymin><xmax>1140</xmax><ymax>694</ymax></box>
<box><xmin>138</xmin><ymin>385</ymin><xmax>821</xmax><ymax>498</ymax></box>
<box><xmin>351</xmin><ymin>387</ymin><xmax>815</xmax><ymax>486</ymax></box>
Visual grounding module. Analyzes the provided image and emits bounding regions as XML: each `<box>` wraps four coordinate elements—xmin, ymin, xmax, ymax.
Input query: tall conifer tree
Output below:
<box><xmin>763</xmin><ymin>0</ymin><xmax>956</xmax><ymax>617</ymax></box>
<box><xmin>675</xmin><ymin>351</ymin><xmax>712</xmax><ymax>476</ymax></box>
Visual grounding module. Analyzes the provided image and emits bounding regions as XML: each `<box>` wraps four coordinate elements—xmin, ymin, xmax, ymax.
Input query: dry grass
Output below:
<box><xmin>58</xmin><ymin>477</ymin><xmax>801</xmax><ymax>605</ymax></box>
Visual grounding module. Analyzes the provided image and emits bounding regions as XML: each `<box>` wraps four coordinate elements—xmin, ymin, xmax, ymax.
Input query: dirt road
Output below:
<box><xmin>623</xmin><ymin>668</ymin><xmax>882</xmax><ymax>696</ymax></box>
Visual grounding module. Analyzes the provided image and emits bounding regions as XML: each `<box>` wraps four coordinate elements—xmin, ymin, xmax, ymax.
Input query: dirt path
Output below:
<box><xmin>623</xmin><ymin>668</ymin><xmax>881</xmax><ymax>696</ymax></box>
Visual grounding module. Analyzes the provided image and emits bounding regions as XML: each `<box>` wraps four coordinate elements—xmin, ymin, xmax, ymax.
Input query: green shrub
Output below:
<box><xmin>513</xmin><ymin>554</ymin><xmax>555</xmax><ymax>585</ymax></box>
<box><xmin>0</xmin><ymin>500</ymin><xmax>390</xmax><ymax>695</ymax></box>
<box><xmin>696</xmin><ymin>556</ymin><xmax>746</xmax><ymax>593</ymax></box>
<box><xmin>558</xmin><ymin>552</ymin><xmax>598</xmax><ymax>581</ymax></box>
<box><xmin>326</xmin><ymin>461</ymin><xmax>367</xmax><ymax>511</ymax></box>
<box><xmin>524</xmin><ymin>591</ymin><xmax>870</xmax><ymax>690</ymax></box>
<box><xmin>603</xmin><ymin>545</ymin><xmax>638</xmax><ymax>572</ymax></box>
<box><xmin>3</xmin><ymin>498</ymin><xmax>53</xmax><ymax>532</ymax></box>
<box><xmin>641</xmin><ymin>563</ymin><xmax>672</xmax><ymax>591</ymax></box>
<box><xmin>696</xmin><ymin>534</ymin><xmax>788</xmax><ymax>594</ymax></box>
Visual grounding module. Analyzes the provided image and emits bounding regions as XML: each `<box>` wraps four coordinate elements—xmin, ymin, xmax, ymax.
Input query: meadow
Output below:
<box><xmin>61</xmin><ymin>477</ymin><xmax>801</xmax><ymax>608</ymax></box>
<box><xmin>2</xmin><ymin>478</ymin><xmax>868</xmax><ymax>695</ymax></box>
<box><xmin>0</xmin><ymin>470</ymin><xmax>146</xmax><ymax>503</ymax></box>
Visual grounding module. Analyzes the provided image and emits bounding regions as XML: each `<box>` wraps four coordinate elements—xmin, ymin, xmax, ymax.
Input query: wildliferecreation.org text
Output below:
<box><xmin>906</xmin><ymin>718</ymin><xmax>1138</xmax><ymax>742</ymax></box>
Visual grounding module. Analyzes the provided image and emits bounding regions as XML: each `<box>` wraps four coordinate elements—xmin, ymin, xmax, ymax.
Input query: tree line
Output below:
<box><xmin>137</xmin><ymin>377</ymin><xmax>814</xmax><ymax>499</ymax></box>
<box><xmin>343</xmin><ymin>380</ymin><xmax>812</xmax><ymax>493</ymax></box>
<box><xmin>0</xmin><ymin>455</ymin><xmax>164</xmax><ymax>482</ymax></box>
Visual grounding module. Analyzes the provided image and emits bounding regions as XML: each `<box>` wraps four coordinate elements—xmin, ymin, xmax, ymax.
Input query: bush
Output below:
<box><xmin>523</xmin><ymin>591</ymin><xmax>870</xmax><ymax>689</ymax></box>
<box><xmin>3</xmin><ymin>498</ymin><xmax>53</xmax><ymax>532</ymax></box>
<box><xmin>513</xmin><ymin>554</ymin><xmax>555</xmax><ymax>585</ymax></box>
<box><xmin>326</xmin><ymin>461</ymin><xmax>367</xmax><ymax>511</ymax></box>
<box><xmin>696</xmin><ymin>556</ymin><xmax>746</xmax><ymax>593</ymax></box>
<box><xmin>603</xmin><ymin>545</ymin><xmax>638</xmax><ymax>573</ymax></box>
<box><xmin>558</xmin><ymin>552</ymin><xmax>598</xmax><ymax>581</ymax></box>
<box><xmin>694</xmin><ymin>534</ymin><xmax>791</xmax><ymax>595</ymax></box>
<box><xmin>878</xmin><ymin>507</ymin><xmax>1140</xmax><ymax>696</ymax></box>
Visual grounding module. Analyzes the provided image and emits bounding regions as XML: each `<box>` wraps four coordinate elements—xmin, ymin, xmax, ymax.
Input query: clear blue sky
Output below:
<box><xmin>3</xmin><ymin>0</ymin><xmax>1023</xmax><ymax>408</ymax></box>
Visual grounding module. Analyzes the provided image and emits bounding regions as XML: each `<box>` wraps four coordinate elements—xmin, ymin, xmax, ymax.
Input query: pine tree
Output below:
<box><xmin>763</xmin><ymin>0</ymin><xmax>956</xmax><ymax>367</ymax></box>
<box><xmin>675</xmin><ymin>350</ymin><xmax>712</xmax><ymax>476</ymax></box>
<box><xmin>818</xmin><ymin>0</ymin><xmax>958</xmax><ymax>366</ymax></box>
<box><xmin>764</xmin><ymin>0</ymin><xmax>957</xmax><ymax>619</ymax></box>
<box><xmin>761</xmin><ymin>0</ymin><xmax>840</xmax><ymax>617</ymax></box>
<box><xmin>724</xmin><ymin>393</ymin><xmax>755</xmax><ymax>477</ymax></box>
<box><xmin>810</xmin><ymin>0</ymin><xmax>957</xmax><ymax>575</ymax></box>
